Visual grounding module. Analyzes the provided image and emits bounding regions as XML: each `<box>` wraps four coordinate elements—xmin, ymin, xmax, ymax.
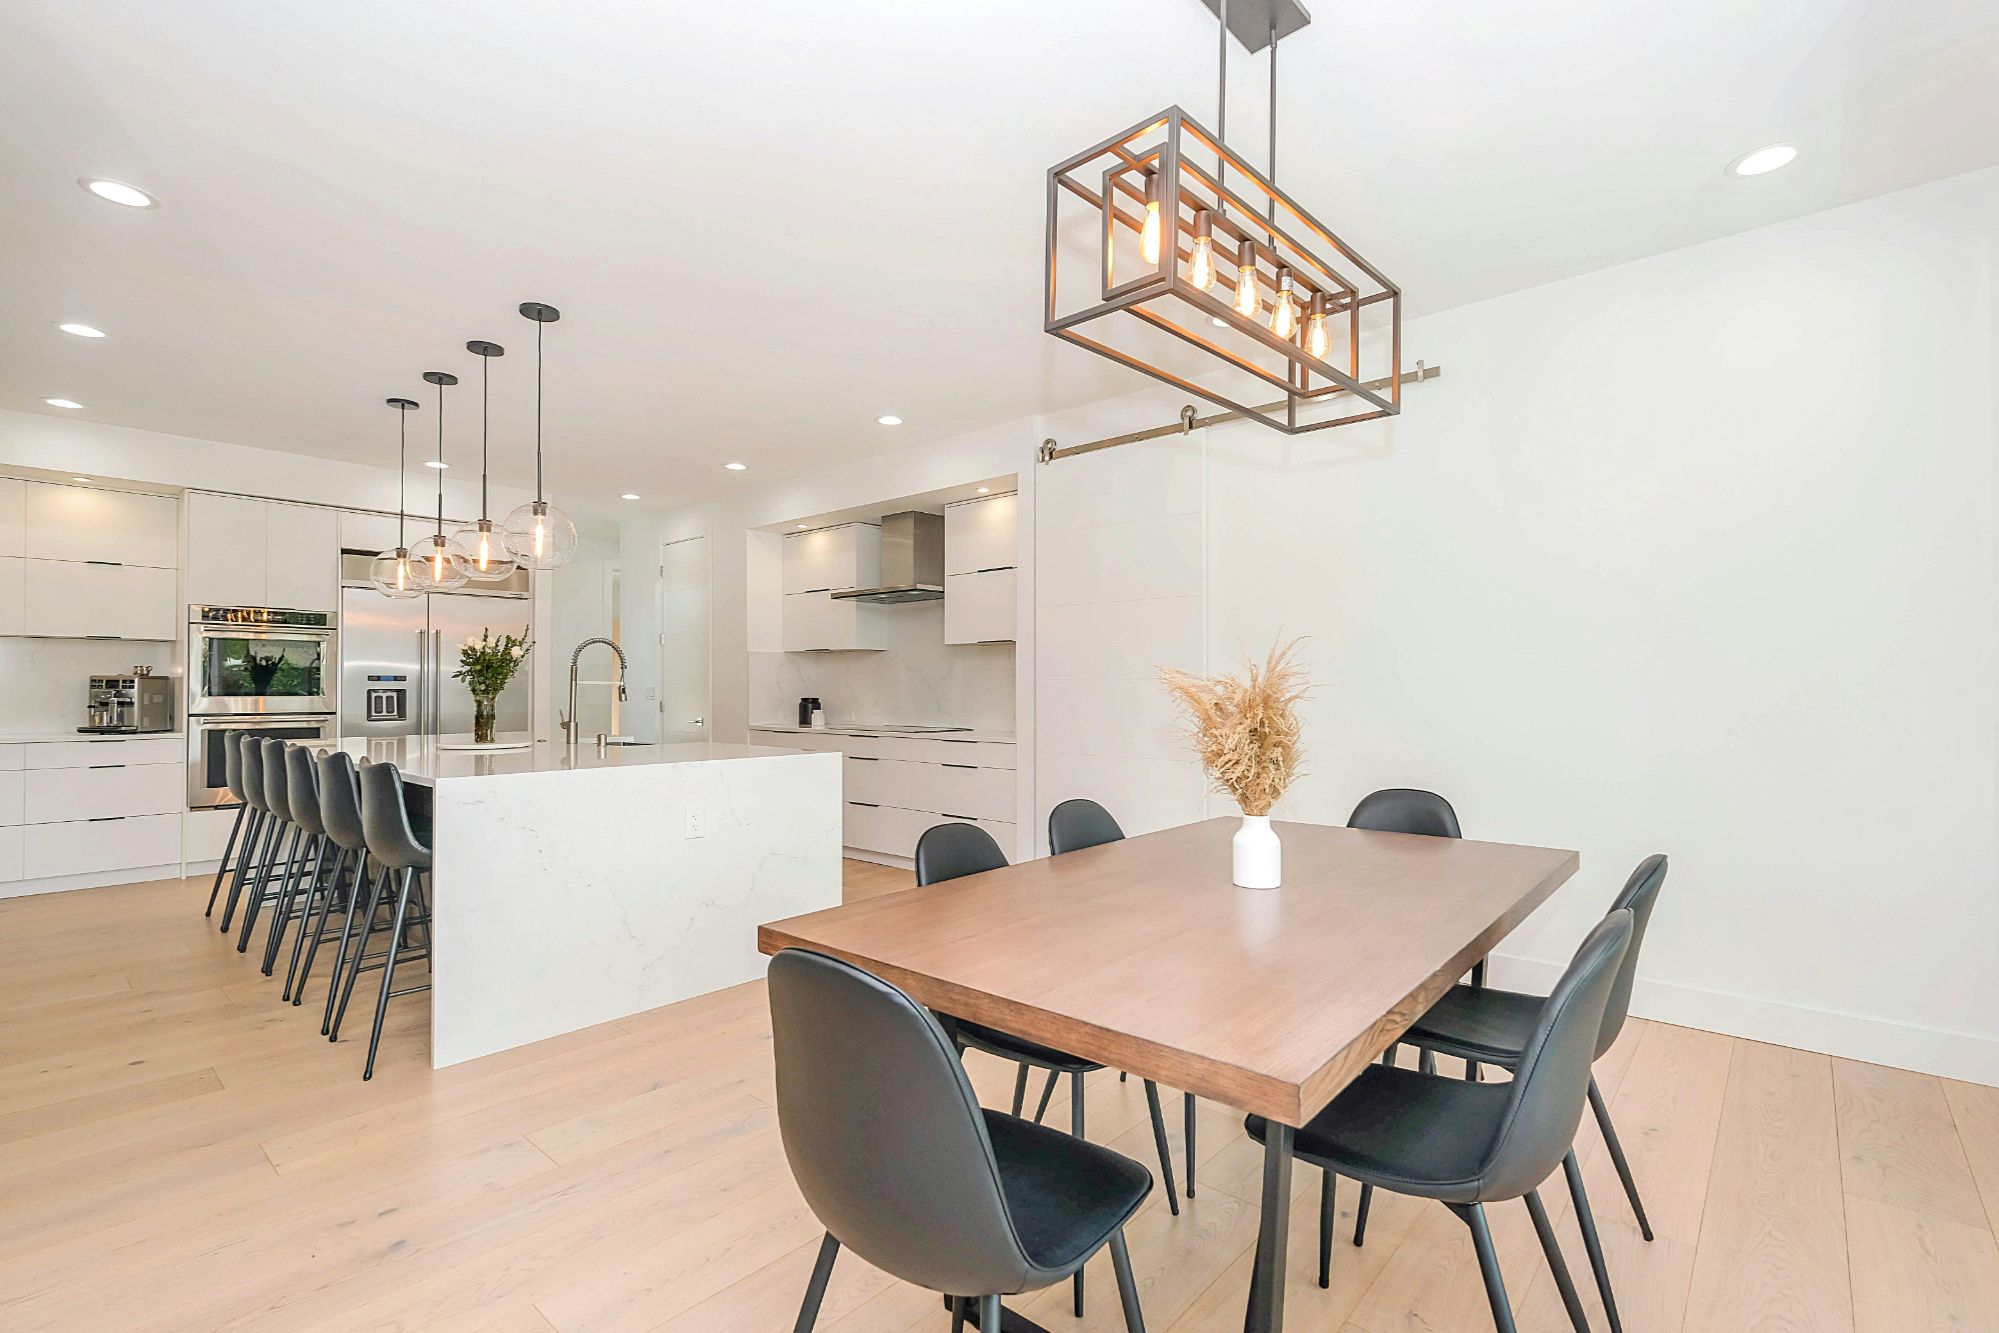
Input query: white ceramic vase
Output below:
<box><xmin>1232</xmin><ymin>813</ymin><xmax>1282</xmax><ymax>889</ymax></box>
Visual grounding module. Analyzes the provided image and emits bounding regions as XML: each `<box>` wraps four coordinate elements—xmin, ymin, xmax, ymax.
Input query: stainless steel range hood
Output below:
<box><xmin>832</xmin><ymin>511</ymin><xmax>944</xmax><ymax>604</ymax></box>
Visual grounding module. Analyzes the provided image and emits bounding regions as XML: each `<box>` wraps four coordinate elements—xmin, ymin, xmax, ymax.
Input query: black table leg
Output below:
<box><xmin>959</xmin><ymin>1299</ymin><xmax>1057</xmax><ymax>1332</ymax></box>
<box><xmin>1245</xmin><ymin>1121</ymin><xmax>1295</xmax><ymax>1332</ymax></box>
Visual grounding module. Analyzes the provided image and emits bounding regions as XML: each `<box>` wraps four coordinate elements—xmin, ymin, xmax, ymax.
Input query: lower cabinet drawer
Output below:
<box><xmin>182</xmin><ymin>807</ymin><xmax>242</xmax><ymax>863</ymax></box>
<box><xmin>25</xmin><ymin>763</ymin><xmax>182</xmax><ymax>824</ymax></box>
<box><xmin>23</xmin><ymin>813</ymin><xmax>181</xmax><ymax>879</ymax></box>
<box><xmin>26</xmin><ymin>737</ymin><xmax>183</xmax><ymax>770</ymax></box>
<box><xmin>0</xmin><ymin>769</ymin><xmax>23</xmax><ymax>827</ymax></box>
<box><xmin>842</xmin><ymin>802</ymin><xmax>941</xmax><ymax>859</ymax></box>
<box><xmin>0</xmin><ymin>826</ymin><xmax>21</xmax><ymax>882</ymax></box>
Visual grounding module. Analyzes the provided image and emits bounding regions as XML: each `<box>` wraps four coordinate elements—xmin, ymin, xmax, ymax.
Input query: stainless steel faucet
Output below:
<box><xmin>563</xmin><ymin>636</ymin><xmax>628</xmax><ymax>745</ymax></box>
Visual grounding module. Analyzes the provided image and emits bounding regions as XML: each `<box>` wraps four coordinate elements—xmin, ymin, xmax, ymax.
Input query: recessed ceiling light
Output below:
<box><xmin>57</xmin><ymin>322</ymin><xmax>106</xmax><ymax>339</ymax></box>
<box><xmin>1210</xmin><ymin>317</ymin><xmax>1228</xmax><ymax>328</ymax></box>
<box><xmin>620</xmin><ymin>493</ymin><xmax>641</xmax><ymax>501</ymax></box>
<box><xmin>877</xmin><ymin>415</ymin><xmax>903</xmax><ymax>426</ymax></box>
<box><xmin>1729</xmin><ymin>143</ymin><xmax>1798</xmax><ymax>177</ymax></box>
<box><xmin>42</xmin><ymin>398</ymin><xmax>84</xmax><ymax>410</ymax></box>
<box><xmin>976</xmin><ymin>487</ymin><xmax>990</xmax><ymax>494</ymax></box>
<box><xmin>794</xmin><ymin>523</ymin><xmax>809</xmax><ymax>530</ymax></box>
<box><xmin>724</xmin><ymin>461</ymin><xmax>747</xmax><ymax>471</ymax></box>
<box><xmin>423</xmin><ymin>459</ymin><xmax>450</xmax><ymax>469</ymax></box>
<box><xmin>71</xmin><ymin>476</ymin><xmax>92</xmax><ymax>483</ymax></box>
<box><xmin>79</xmin><ymin>178</ymin><xmax>157</xmax><ymax>208</ymax></box>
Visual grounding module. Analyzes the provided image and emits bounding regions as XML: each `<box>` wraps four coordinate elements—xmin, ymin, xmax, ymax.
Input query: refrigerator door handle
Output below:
<box><xmin>416</xmin><ymin>629</ymin><xmax>430</xmax><ymax>735</ymax></box>
<box><xmin>432</xmin><ymin>630</ymin><xmax>443</xmax><ymax>737</ymax></box>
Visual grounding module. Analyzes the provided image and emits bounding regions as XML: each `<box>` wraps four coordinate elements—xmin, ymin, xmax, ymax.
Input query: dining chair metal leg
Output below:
<box><xmin>217</xmin><ymin>809</ymin><xmax>265</xmax><ymax>932</ymax></box>
<box><xmin>1244</xmin><ymin>1122</ymin><xmax>1294</xmax><ymax>1332</ymax></box>
<box><xmin>1354</xmin><ymin>1182</ymin><xmax>1373</xmax><ymax>1247</ymax></box>
<box><xmin>1524</xmin><ymin>1188</ymin><xmax>1590</xmax><ymax>1333</ymax></box>
<box><xmin>1010</xmin><ymin>1064</ymin><xmax>1030</xmax><ymax>1117</ymax></box>
<box><xmin>1072</xmin><ymin>1070</ymin><xmax>1087</xmax><ymax>1317</ymax></box>
<box><xmin>203</xmin><ymin>802</ymin><xmax>248</xmax><ymax>917</ymax></box>
<box><xmin>1318</xmin><ymin>1168</ymin><xmax>1336</xmax><ymax>1287</ymax></box>
<box><xmin>1564</xmin><ymin>1150</ymin><xmax>1623</xmax><ymax>1333</ymax></box>
<box><xmin>980</xmin><ymin>1295</ymin><xmax>1002</xmax><ymax>1332</ymax></box>
<box><xmin>1449</xmin><ymin>1202</ymin><xmax>1519</xmax><ymax>1333</ymax></box>
<box><xmin>315</xmin><ymin>851</ymin><xmax>370</xmax><ymax>1026</ymax></box>
<box><xmin>330</xmin><ymin>864</ymin><xmax>390</xmax><ymax>1042</ymax></box>
<box><xmin>791</xmin><ymin>1230</ymin><xmax>840</xmax><ymax>1333</ymax></box>
<box><xmin>950</xmin><ymin>1296</ymin><xmax>968</xmax><ymax>1333</ymax></box>
<box><xmin>283</xmin><ymin>844</ymin><xmax>344</xmax><ymax>1001</ymax></box>
<box><xmin>1589</xmin><ymin>1077</ymin><xmax>1653</xmax><ymax>1241</ymax></box>
<box><xmin>1418</xmin><ymin>1048</ymin><xmax>1438</xmax><ymax>1076</ymax></box>
<box><xmin>1471</xmin><ymin>958</ymin><xmax>1488</xmax><ymax>988</ymax></box>
<box><xmin>363</xmin><ymin>867</ymin><xmax>418</xmax><ymax>1079</ymax></box>
<box><xmin>1110</xmin><ymin>1228</ymin><xmax>1147</xmax><ymax>1333</ymax></box>
<box><xmin>1032</xmin><ymin>1069</ymin><xmax>1059</xmax><ymax>1124</ymax></box>
<box><xmin>1185</xmin><ymin>1091</ymin><xmax>1197</xmax><ymax>1197</ymax></box>
<box><xmin>1142</xmin><ymin>1079</ymin><xmax>1180</xmax><ymax>1215</ymax></box>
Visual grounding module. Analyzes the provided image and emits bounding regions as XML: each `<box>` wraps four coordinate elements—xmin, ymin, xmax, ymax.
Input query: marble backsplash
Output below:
<box><xmin>748</xmin><ymin>599</ymin><xmax>1015</xmax><ymax>732</ymax></box>
<box><xmin>0</xmin><ymin>639</ymin><xmax>178</xmax><ymax>735</ymax></box>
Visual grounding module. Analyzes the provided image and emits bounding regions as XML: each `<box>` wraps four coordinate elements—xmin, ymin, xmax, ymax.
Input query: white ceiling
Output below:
<box><xmin>3</xmin><ymin>0</ymin><xmax>1995</xmax><ymax>521</ymax></box>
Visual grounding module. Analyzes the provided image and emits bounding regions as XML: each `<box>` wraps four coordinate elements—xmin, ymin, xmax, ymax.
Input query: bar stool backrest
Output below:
<box><xmin>769</xmin><ymin>947</ymin><xmax>1037</xmax><ymax>1296</ymax></box>
<box><xmin>1478</xmin><ymin>910</ymin><xmax>1632</xmax><ymax>1202</ymax></box>
<box><xmin>317</xmin><ymin>750</ymin><xmax>366</xmax><ymax>854</ymax></box>
<box><xmin>239</xmin><ymin>735</ymin><xmax>267</xmax><ymax>813</ymax></box>
<box><xmin>1347</xmin><ymin>788</ymin><xmax>1461</xmax><ymax>839</ymax></box>
<box><xmin>1047</xmin><ymin>798</ymin><xmax>1125</xmax><ymax>855</ymax></box>
<box><xmin>223</xmin><ymin>730</ymin><xmax>249</xmax><ymax>804</ymax></box>
<box><xmin>260</xmin><ymin>739</ymin><xmax>290</xmax><ymax>826</ymax></box>
<box><xmin>359</xmin><ymin>760</ymin><xmax>430</xmax><ymax>871</ymax></box>
<box><xmin>914</xmin><ymin>821</ymin><xmax>1007</xmax><ymax>886</ymax></box>
<box><xmin>1597</xmin><ymin>854</ymin><xmax>1667</xmax><ymax>1059</ymax></box>
<box><xmin>285</xmin><ymin>744</ymin><xmax>325</xmax><ymax>835</ymax></box>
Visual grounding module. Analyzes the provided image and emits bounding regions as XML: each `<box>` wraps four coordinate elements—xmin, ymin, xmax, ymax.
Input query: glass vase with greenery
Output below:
<box><xmin>453</xmin><ymin>626</ymin><xmax>532</xmax><ymax>744</ymax></box>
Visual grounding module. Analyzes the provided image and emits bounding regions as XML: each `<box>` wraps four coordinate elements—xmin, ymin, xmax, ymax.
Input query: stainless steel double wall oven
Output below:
<box><xmin>185</xmin><ymin>605</ymin><xmax>338</xmax><ymax>808</ymax></box>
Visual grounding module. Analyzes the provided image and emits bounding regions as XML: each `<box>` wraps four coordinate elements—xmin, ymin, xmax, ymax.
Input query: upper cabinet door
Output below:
<box><xmin>783</xmin><ymin>523</ymin><xmax>881</xmax><ymax>593</ymax></box>
<box><xmin>22</xmin><ymin>482</ymin><xmax>178</xmax><ymax>568</ymax></box>
<box><xmin>0</xmin><ymin>479</ymin><xmax>23</xmax><ymax>557</ymax></box>
<box><xmin>944</xmin><ymin>493</ymin><xmax>1018</xmax><ymax>576</ymax></box>
<box><xmin>22</xmin><ymin>560</ymin><xmax>176</xmax><ymax>639</ymax></box>
<box><xmin>0</xmin><ymin>557</ymin><xmax>23</xmax><ymax>636</ymax></box>
<box><xmin>263</xmin><ymin>502</ymin><xmax>339</xmax><ymax>613</ymax></box>
<box><xmin>185</xmin><ymin>492</ymin><xmax>270</xmax><ymax>608</ymax></box>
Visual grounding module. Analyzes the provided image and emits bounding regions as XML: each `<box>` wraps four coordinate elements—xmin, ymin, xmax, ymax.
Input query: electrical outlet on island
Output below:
<box><xmin>684</xmin><ymin>805</ymin><xmax>706</xmax><ymax>838</ymax></box>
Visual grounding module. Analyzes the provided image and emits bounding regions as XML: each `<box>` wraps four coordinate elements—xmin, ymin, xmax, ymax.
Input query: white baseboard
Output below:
<box><xmin>843</xmin><ymin>847</ymin><xmax>914</xmax><ymax>870</ymax></box>
<box><xmin>0</xmin><ymin>863</ymin><xmax>186</xmax><ymax>900</ymax></box>
<box><xmin>1488</xmin><ymin>953</ymin><xmax>1999</xmax><ymax>1090</ymax></box>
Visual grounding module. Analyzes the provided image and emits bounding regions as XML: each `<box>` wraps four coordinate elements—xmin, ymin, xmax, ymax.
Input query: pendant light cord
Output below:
<box><xmin>534</xmin><ymin>317</ymin><xmax>545</xmax><ymax>503</ymax></box>
<box><xmin>480</xmin><ymin>352</ymin><xmax>491</xmax><ymax>520</ymax></box>
<box><xmin>1267</xmin><ymin>14</ymin><xmax>1278</xmax><ymax>224</ymax></box>
<box><xmin>1216</xmin><ymin>0</ymin><xmax>1228</xmax><ymax>216</ymax></box>
<box><xmin>435</xmin><ymin>378</ymin><xmax>446</xmax><ymax>537</ymax></box>
<box><xmin>397</xmin><ymin>411</ymin><xmax>408</xmax><ymax>550</ymax></box>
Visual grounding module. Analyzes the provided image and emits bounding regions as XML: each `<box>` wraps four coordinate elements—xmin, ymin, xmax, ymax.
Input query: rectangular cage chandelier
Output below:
<box><xmin>1043</xmin><ymin>2</ymin><xmax>1403</xmax><ymax>435</ymax></box>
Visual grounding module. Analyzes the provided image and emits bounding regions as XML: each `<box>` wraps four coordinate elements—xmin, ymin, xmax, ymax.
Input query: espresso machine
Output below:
<box><xmin>82</xmin><ymin>674</ymin><xmax>176</xmax><ymax>734</ymax></box>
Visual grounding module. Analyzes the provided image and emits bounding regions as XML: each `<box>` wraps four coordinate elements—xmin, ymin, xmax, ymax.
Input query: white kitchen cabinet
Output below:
<box><xmin>25</xmin><ymin>736</ymin><xmax>183</xmax><ymax>769</ymax></box>
<box><xmin>22</xmin><ymin>559</ymin><xmax>177</xmax><ymax>640</ymax></box>
<box><xmin>26</xmin><ymin>764</ymin><xmax>183</xmax><ymax>825</ymax></box>
<box><xmin>944</xmin><ymin>568</ymin><xmax>1016</xmax><ymax>645</ymax></box>
<box><xmin>23</xmin><ymin>482</ymin><xmax>177</xmax><ymax>568</ymax></box>
<box><xmin>0</xmin><ymin>556</ymin><xmax>22</xmax><ymax>635</ymax></box>
<box><xmin>782</xmin><ymin>589</ymin><xmax>886</xmax><ymax>652</ymax></box>
<box><xmin>185</xmin><ymin>492</ymin><xmax>339</xmax><ymax>612</ymax></box>
<box><xmin>0</xmin><ymin>768</ymin><xmax>23</xmax><ymax>825</ymax></box>
<box><xmin>264</xmin><ymin>501</ymin><xmax>340</xmax><ymax>613</ymax></box>
<box><xmin>23</xmin><ymin>813</ymin><xmax>180</xmax><ymax>879</ymax></box>
<box><xmin>338</xmin><ymin>508</ymin><xmax>402</xmax><ymax>556</ymax></box>
<box><xmin>753</xmin><ymin>728</ymin><xmax>1016</xmax><ymax>859</ymax></box>
<box><xmin>0</xmin><ymin>478</ymin><xmax>23</xmax><ymax>556</ymax></box>
<box><xmin>183</xmin><ymin>808</ymin><xmax>241</xmax><ymax>863</ymax></box>
<box><xmin>944</xmin><ymin>492</ymin><xmax>1017</xmax><ymax>577</ymax></box>
<box><xmin>0</xmin><ymin>827</ymin><xmax>21</xmax><ymax>883</ymax></box>
<box><xmin>782</xmin><ymin>523</ymin><xmax>881</xmax><ymax>594</ymax></box>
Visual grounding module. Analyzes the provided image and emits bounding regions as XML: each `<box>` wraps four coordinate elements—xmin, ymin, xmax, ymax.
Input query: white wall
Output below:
<box><xmin>548</xmin><ymin>536</ymin><xmax>621</xmax><ymax>734</ymax></box>
<box><xmin>748</xmin><ymin>604</ymin><xmax>1016</xmax><ymax>731</ymax></box>
<box><xmin>1035</xmin><ymin>165</ymin><xmax>1999</xmax><ymax>1085</ymax></box>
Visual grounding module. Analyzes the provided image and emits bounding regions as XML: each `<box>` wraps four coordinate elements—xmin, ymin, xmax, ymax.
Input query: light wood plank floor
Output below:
<box><xmin>2</xmin><ymin>862</ymin><xmax>1996</xmax><ymax>1332</ymax></box>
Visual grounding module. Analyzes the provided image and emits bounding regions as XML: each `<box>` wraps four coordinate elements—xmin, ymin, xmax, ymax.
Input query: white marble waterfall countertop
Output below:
<box><xmin>333</xmin><ymin>732</ymin><xmax>794</xmax><ymax>785</ymax></box>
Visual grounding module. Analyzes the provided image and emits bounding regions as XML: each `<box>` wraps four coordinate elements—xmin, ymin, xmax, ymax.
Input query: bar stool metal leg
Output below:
<box><xmin>262</xmin><ymin>830</ymin><xmax>323</xmax><ymax>975</ymax></box>
<box><xmin>315</xmin><ymin>850</ymin><xmax>370</xmax><ymax>1025</ymax></box>
<box><xmin>203</xmin><ymin>801</ymin><xmax>248</xmax><ymax>917</ymax></box>
<box><xmin>330</xmin><ymin>863</ymin><xmax>391</xmax><ymax>1042</ymax></box>
<box><xmin>362</xmin><ymin>866</ymin><xmax>419</xmax><ymax>1080</ymax></box>
<box><xmin>284</xmin><ymin>845</ymin><xmax>347</xmax><ymax>1001</ymax></box>
<box><xmin>236</xmin><ymin>819</ymin><xmax>293</xmax><ymax>953</ymax></box>
<box><xmin>217</xmin><ymin>808</ymin><xmax>266</xmax><ymax>932</ymax></box>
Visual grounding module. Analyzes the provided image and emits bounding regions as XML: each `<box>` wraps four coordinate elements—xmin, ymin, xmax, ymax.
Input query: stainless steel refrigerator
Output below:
<box><xmin>338</xmin><ymin>556</ymin><xmax>534</xmax><ymax>740</ymax></box>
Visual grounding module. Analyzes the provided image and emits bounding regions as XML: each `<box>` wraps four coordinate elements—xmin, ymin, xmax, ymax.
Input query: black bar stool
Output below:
<box><xmin>270</xmin><ymin>743</ymin><xmax>341</xmax><ymax>990</ymax></box>
<box><xmin>213</xmin><ymin>731</ymin><xmax>269</xmax><ymax>931</ymax></box>
<box><xmin>234</xmin><ymin>738</ymin><xmax>302</xmax><ymax>955</ymax></box>
<box><xmin>333</xmin><ymin>760</ymin><xmax>432</xmax><ymax>1080</ymax></box>
<box><xmin>203</xmin><ymin>730</ymin><xmax>254</xmax><ymax>918</ymax></box>
<box><xmin>299</xmin><ymin>750</ymin><xmax>372</xmax><ymax>1031</ymax></box>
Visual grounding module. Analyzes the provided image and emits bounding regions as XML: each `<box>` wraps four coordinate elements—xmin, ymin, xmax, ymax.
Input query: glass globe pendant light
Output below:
<box><xmin>414</xmin><ymin>370</ymin><xmax>467</xmax><ymax>593</ymax></box>
<box><xmin>500</xmin><ymin>301</ymin><xmax>577</xmax><ymax>569</ymax></box>
<box><xmin>368</xmin><ymin>397</ymin><xmax>424</xmax><ymax>598</ymax></box>
<box><xmin>446</xmin><ymin>339</ymin><xmax>520</xmax><ymax>582</ymax></box>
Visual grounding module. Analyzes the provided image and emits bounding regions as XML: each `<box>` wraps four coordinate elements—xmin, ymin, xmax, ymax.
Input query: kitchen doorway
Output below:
<box><xmin>658</xmin><ymin>535</ymin><xmax>711</xmax><ymax>742</ymax></box>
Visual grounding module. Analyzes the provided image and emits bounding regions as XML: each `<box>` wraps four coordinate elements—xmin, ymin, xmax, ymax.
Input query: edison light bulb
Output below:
<box><xmin>1234</xmin><ymin>240</ymin><xmax>1260</xmax><ymax>318</ymax></box>
<box><xmin>395</xmin><ymin>556</ymin><xmax>409</xmax><ymax>592</ymax></box>
<box><xmin>476</xmin><ymin>527</ymin><xmax>492</xmax><ymax>572</ymax></box>
<box><xmin>1306</xmin><ymin>293</ymin><xmax>1330</xmax><ymax>360</ymax></box>
<box><xmin>1140</xmin><ymin>199</ymin><xmax>1162</xmax><ymax>265</ymax></box>
<box><xmin>1189</xmin><ymin>211</ymin><xmax>1216</xmax><ymax>291</ymax></box>
<box><xmin>1271</xmin><ymin>269</ymin><xmax>1298</xmax><ymax>340</ymax></box>
<box><xmin>533</xmin><ymin>513</ymin><xmax>546</xmax><ymax>559</ymax></box>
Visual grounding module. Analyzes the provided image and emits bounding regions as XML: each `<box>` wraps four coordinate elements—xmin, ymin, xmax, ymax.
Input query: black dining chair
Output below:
<box><xmin>300</xmin><ymin>750</ymin><xmax>373</xmax><ymax>1031</ymax></box>
<box><xmin>1048</xmin><ymin>798</ymin><xmax>1199</xmax><ymax>1202</ymax></box>
<box><xmin>1390</xmin><ymin>854</ymin><xmax>1670</xmax><ymax>1333</ymax></box>
<box><xmin>203</xmin><ymin>730</ymin><xmax>254</xmax><ymax>919</ymax></box>
<box><xmin>332</xmin><ymin>760</ymin><xmax>433</xmax><ymax>1080</ymax></box>
<box><xmin>916</xmin><ymin>821</ymin><xmax>1183</xmax><ymax>1317</ymax></box>
<box><xmin>769</xmin><ymin>948</ymin><xmax>1153</xmax><ymax>1333</ymax></box>
<box><xmin>1245</xmin><ymin>911</ymin><xmax>1636</xmax><ymax>1333</ymax></box>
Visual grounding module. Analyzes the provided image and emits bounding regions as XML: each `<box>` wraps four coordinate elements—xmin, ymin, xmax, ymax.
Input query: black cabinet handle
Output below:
<box><xmin>848</xmin><ymin>755</ymin><xmax>880</xmax><ymax>762</ymax></box>
<box><xmin>85</xmin><ymin>560</ymin><xmax>126</xmax><ymax>567</ymax></box>
<box><xmin>88</xmin><ymin>815</ymin><xmax>126</xmax><ymax>823</ymax></box>
<box><xmin>943</xmin><ymin>763</ymin><xmax>977</xmax><ymax>770</ymax></box>
<box><xmin>88</xmin><ymin>764</ymin><xmax>126</xmax><ymax>770</ymax></box>
<box><xmin>847</xmin><ymin>801</ymin><xmax>880</xmax><ymax>809</ymax></box>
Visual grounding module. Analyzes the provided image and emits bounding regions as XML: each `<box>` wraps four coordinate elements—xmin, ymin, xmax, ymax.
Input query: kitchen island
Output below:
<box><xmin>335</xmin><ymin>733</ymin><xmax>842</xmax><ymax>1067</ymax></box>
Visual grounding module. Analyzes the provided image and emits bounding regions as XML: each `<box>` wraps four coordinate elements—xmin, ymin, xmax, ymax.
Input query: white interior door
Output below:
<box><xmin>658</xmin><ymin>536</ymin><xmax>710</xmax><ymax>743</ymax></box>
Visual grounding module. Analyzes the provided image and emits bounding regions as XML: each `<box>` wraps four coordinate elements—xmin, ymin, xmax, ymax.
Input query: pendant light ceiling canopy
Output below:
<box><xmin>447</xmin><ymin>339</ymin><xmax>521</xmax><ymax>582</ymax></box>
<box><xmin>414</xmin><ymin>370</ymin><xmax>468</xmax><ymax>593</ymax></box>
<box><xmin>500</xmin><ymin>301</ymin><xmax>578</xmax><ymax>570</ymax></box>
<box><xmin>369</xmin><ymin>397</ymin><xmax>424</xmax><ymax>600</ymax></box>
<box><xmin>1043</xmin><ymin>0</ymin><xmax>1404</xmax><ymax>435</ymax></box>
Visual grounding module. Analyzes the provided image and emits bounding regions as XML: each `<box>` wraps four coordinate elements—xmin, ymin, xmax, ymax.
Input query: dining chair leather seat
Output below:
<box><xmin>1248</xmin><ymin>1070</ymin><xmax>1512</xmax><ymax>1204</ymax></box>
<box><xmin>956</xmin><ymin>1021</ymin><xmax>1096</xmax><ymax>1073</ymax></box>
<box><xmin>985</xmin><ymin>1110</ymin><xmax>1154</xmax><ymax>1272</ymax></box>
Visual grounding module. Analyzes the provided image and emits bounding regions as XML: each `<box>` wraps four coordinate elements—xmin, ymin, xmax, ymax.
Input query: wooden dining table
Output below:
<box><xmin>757</xmin><ymin>816</ymin><xmax>1579</xmax><ymax>1333</ymax></box>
